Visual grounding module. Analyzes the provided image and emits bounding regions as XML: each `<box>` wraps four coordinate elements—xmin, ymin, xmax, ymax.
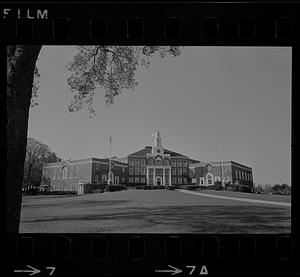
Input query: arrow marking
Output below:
<box><xmin>155</xmin><ymin>265</ymin><xmax>182</xmax><ymax>275</ymax></box>
<box><xmin>14</xmin><ymin>265</ymin><xmax>40</xmax><ymax>276</ymax></box>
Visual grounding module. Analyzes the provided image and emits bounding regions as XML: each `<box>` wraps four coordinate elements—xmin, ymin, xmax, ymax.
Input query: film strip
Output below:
<box><xmin>2</xmin><ymin>1</ymin><xmax>299</xmax><ymax>276</ymax></box>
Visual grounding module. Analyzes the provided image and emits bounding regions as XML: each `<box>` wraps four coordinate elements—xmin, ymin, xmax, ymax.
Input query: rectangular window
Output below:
<box><xmin>192</xmin><ymin>178</ymin><xmax>197</xmax><ymax>184</ymax></box>
<box><xmin>215</xmin><ymin>176</ymin><xmax>220</xmax><ymax>182</ymax></box>
<box><xmin>141</xmin><ymin>177</ymin><xmax>146</xmax><ymax>183</ymax></box>
<box><xmin>148</xmin><ymin>159</ymin><xmax>153</xmax><ymax>165</ymax></box>
<box><xmin>135</xmin><ymin>160</ymin><xmax>140</xmax><ymax>166</ymax></box>
<box><xmin>121</xmin><ymin>177</ymin><xmax>126</xmax><ymax>183</ymax></box>
<box><xmin>141</xmin><ymin>159</ymin><xmax>145</xmax><ymax>166</ymax></box>
<box><xmin>102</xmin><ymin>175</ymin><xmax>107</xmax><ymax>182</ymax></box>
<box><xmin>135</xmin><ymin>168</ymin><xmax>140</xmax><ymax>174</ymax></box>
<box><xmin>178</xmin><ymin>168</ymin><xmax>182</xmax><ymax>175</ymax></box>
<box><xmin>165</xmin><ymin>178</ymin><xmax>169</xmax><ymax>185</ymax></box>
<box><xmin>172</xmin><ymin>160</ymin><xmax>176</xmax><ymax>167</ymax></box>
<box><xmin>172</xmin><ymin>177</ymin><xmax>177</xmax><ymax>185</ymax></box>
<box><xmin>129</xmin><ymin>159</ymin><xmax>134</xmax><ymax>166</ymax></box>
<box><xmin>183</xmin><ymin>178</ymin><xmax>187</xmax><ymax>184</ymax></box>
<box><xmin>129</xmin><ymin>177</ymin><xmax>134</xmax><ymax>183</ymax></box>
<box><xmin>164</xmin><ymin>159</ymin><xmax>169</xmax><ymax>165</ymax></box>
<box><xmin>183</xmin><ymin>168</ymin><xmax>187</xmax><ymax>174</ymax></box>
<box><xmin>95</xmin><ymin>175</ymin><xmax>99</xmax><ymax>182</ymax></box>
<box><xmin>135</xmin><ymin>177</ymin><xmax>139</xmax><ymax>183</ymax></box>
<box><xmin>178</xmin><ymin>177</ymin><xmax>182</xmax><ymax>184</ymax></box>
<box><xmin>183</xmin><ymin>160</ymin><xmax>187</xmax><ymax>167</ymax></box>
<box><xmin>200</xmin><ymin>177</ymin><xmax>205</xmax><ymax>185</ymax></box>
<box><xmin>122</xmin><ymin>167</ymin><xmax>125</xmax><ymax>173</ymax></box>
<box><xmin>165</xmin><ymin>169</ymin><xmax>170</xmax><ymax>175</ymax></box>
<box><xmin>141</xmin><ymin>167</ymin><xmax>145</xmax><ymax>175</ymax></box>
<box><xmin>129</xmin><ymin>168</ymin><xmax>134</xmax><ymax>175</ymax></box>
<box><xmin>114</xmin><ymin>176</ymin><xmax>119</xmax><ymax>185</ymax></box>
<box><xmin>177</xmin><ymin>161</ymin><xmax>182</xmax><ymax>167</ymax></box>
<box><xmin>172</xmin><ymin>168</ymin><xmax>176</xmax><ymax>175</ymax></box>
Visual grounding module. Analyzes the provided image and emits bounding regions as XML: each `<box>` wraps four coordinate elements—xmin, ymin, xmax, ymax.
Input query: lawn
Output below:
<box><xmin>19</xmin><ymin>189</ymin><xmax>291</xmax><ymax>233</ymax></box>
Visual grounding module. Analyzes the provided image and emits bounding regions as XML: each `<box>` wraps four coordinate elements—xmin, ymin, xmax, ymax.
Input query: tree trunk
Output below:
<box><xmin>7</xmin><ymin>45</ymin><xmax>42</xmax><ymax>233</ymax></box>
<box><xmin>26</xmin><ymin>163</ymin><xmax>33</xmax><ymax>193</ymax></box>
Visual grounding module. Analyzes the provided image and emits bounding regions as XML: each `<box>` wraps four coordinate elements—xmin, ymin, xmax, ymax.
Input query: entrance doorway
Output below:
<box><xmin>156</xmin><ymin>176</ymin><xmax>162</xmax><ymax>186</ymax></box>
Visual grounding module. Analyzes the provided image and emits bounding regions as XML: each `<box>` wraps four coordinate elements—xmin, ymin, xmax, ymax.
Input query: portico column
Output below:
<box><xmin>163</xmin><ymin>168</ymin><xmax>165</xmax><ymax>186</ymax></box>
<box><xmin>146</xmin><ymin>167</ymin><xmax>149</xmax><ymax>186</ymax></box>
<box><xmin>153</xmin><ymin>167</ymin><xmax>156</xmax><ymax>186</ymax></box>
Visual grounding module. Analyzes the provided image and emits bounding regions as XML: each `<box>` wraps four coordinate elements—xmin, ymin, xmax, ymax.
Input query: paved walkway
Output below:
<box><xmin>177</xmin><ymin>189</ymin><xmax>291</xmax><ymax>207</ymax></box>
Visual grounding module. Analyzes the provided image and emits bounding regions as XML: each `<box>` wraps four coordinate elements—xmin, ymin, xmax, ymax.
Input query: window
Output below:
<box><xmin>177</xmin><ymin>161</ymin><xmax>182</xmax><ymax>167</ymax></box>
<box><xmin>178</xmin><ymin>177</ymin><xmax>182</xmax><ymax>184</ymax></box>
<box><xmin>114</xmin><ymin>176</ymin><xmax>119</xmax><ymax>185</ymax></box>
<box><xmin>172</xmin><ymin>177</ymin><xmax>177</xmax><ymax>185</ymax></box>
<box><xmin>63</xmin><ymin>167</ymin><xmax>68</xmax><ymax>179</ymax></box>
<box><xmin>102</xmin><ymin>175</ymin><xmax>107</xmax><ymax>182</ymax></box>
<box><xmin>129</xmin><ymin>177</ymin><xmax>134</xmax><ymax>183</ymax></box>
<box><xmin>207</xmin><ymin>174</ymin><xmax>213</xmax><ymax>185</ymax></box>
<box><xmin>135</xmin><ymin>168</ymin><xmax>140</xmax><ymax>174</ymax></box>
<box><xmin>95</xmin><ymin>175</ymin><xmax>99</xmax><ymax>182</ymax></box>
<box><xmin>178</xmin><ymin>168</ymin><xmax>182</xmax><ymax>175</ymax></box>
<box><xmin>183</xmin><ymin>168</ymin><xmax>187</xmax><ymax>174</ymax></box>
<box><xmin>129</xmin><ymin>168</ymin><xmax>134</xmax><ymax>175</ymax></box>
<box><xmin>73</xmin><ymin>166</ymin><xmax>78</xmax><ymax>178</ymax></box>
<box><xmin>135</xmin><ymin>177</ymin><xmax>139</xmax><ymax>183</ymax></box>
<box><xmin>129</xmin><ymin>159</ymin><xmax>134</xmax><ymax>166</ymax></box>
<box><xmin>122</xmin><ymin>167</ymin><xmax>125</xmax><ymax>173</ymax></box>
<box><xmin>157</xmin><ymin>149</ymin><xmax>160</xmax><ymax>153</ymax></box>
<box><xmin>183</xmin><ymin>160</ymin><xmax>187</xmax><ymax>167</ymax></box>
<box><xmin>165</xmin><ymin>178</ymin><xmax>169</xmax><ymax>185</ymax></box>
<box><xmin>172</xmin><ymin>168</ymin><xmax>176</xmax><ymax>175</ymax></box>
<box><xmin>200</xmin><ymin>177</ymin><xmax>205</xmax><ymax>185</ymax></box>
<box><xmin>141</xmin><ymin>177</ymin><xmax>146</xmax><ymax>183</ymax></box>
<box><xmin>141</xmin><ymin>159</ymin><xmax>145</xmax><ymax>166</ymax></box>
<box><xmin>121</xmin><ymin>177</ymin><xmax>126</xmax><ymax>183</ymax></box>
<box><xmin>135</xmin><ymin>160</ymin><xmax>140</xmax><ymax>166</ymax></box>
<box><xmin>155</xmin><ymin>158</ymin><xmax>162</xmax><ymax>165</ymax></box>
<box><xmin>141</xmin><ymin>167</ymin><xmax>145</xmax><ymax>175</ymax></box>
<box><xmin>148</xmin><ymin>159</ymin><xmax>153</xmax><ymax>165</ymax></box>
<box><xmin>164</xmin><ymin>159</ymin><xmax>169</xmax><ymax>165</ymax></box>
<box><xmin>172</xmin><ymin>160</ymin><xmax>176</xmax><ymax>167</ymax></box>
<box><xmin>165</xmin><ymin>169</ymin><xmax>170</xmax><ymax>175</ymax></box>
<box><xmin>68</xmin><ymin>167</ymin><xmax>73</xmax><ymax>178</ymax></box>
<box><xmin>215</xmin><ymin>176</ymin><xmax>220</xmax><ymax>182</ymax></box>
<box><xmin>183</xmin><ymin>178</ymin><xmax>187</xmax><ymax>184</ymax></box>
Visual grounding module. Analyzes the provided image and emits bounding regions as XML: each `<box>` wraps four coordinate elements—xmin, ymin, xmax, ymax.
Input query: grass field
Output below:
<box><xmin>19</xmin><ymin>189</ymin><xmax>291</xmax><ymax>233</ymax></box>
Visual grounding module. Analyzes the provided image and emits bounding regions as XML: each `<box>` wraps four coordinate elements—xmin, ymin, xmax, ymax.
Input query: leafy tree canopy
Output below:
<box><xmin>66</xmin><ymin>46</ymin><xmax>181</xmax><ymax>116</ymax></box>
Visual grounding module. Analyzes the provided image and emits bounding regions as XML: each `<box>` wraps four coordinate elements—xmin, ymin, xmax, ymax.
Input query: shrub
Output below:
<box><xmin>105</xmin><ymin>185</ymin><xmax>127</xmax><ymax>192</ymax></box>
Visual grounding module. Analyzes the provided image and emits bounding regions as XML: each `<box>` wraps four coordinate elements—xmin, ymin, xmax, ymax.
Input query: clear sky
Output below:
<box><xmin>28</xmin><ymin>46</ymin><xmax>291</xmax><ymax>186</ymax></box>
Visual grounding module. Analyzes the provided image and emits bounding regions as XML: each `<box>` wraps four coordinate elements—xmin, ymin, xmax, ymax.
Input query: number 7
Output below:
<box><xmin>46</xmin><ymin>267</ymin><xmax>56</xmax><ymax>275</ymax></box>
<box><xmin>186</xmin><ymin>265</ymin><xmax>196</xmax><ymax>275</ymax></box>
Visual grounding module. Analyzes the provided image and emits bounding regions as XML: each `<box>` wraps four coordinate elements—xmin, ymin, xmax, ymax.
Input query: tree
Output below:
<box><xmin>23</xmin><ymin>137</ymin><xmax>61</xmax><ymax>193</ymax></box>
<box><xmin>7</xmin><ymin>45</ymin><xmax>42</xmax><ymax>233</ymax></box>
<box><xmin>67</xmin><ymin>46</ymin><xmax>181</xmax><ymax>115</ymax></box>
<box><xmin>7</xmin><ymin>45</ymin><xmax>181</xmax><ymax>233</ymax></box>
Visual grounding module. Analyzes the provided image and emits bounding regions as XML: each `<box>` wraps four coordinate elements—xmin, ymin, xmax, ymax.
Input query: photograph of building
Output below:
<box><xmin>42</xmin><ymin>157</ymin><xmax>128</xmax><ymax>192</ymax></box>
<box><xmin>189</xmin><ymin>161</ymin><xmax>254</xmax><ymax>190</ymax></box>
<box><xmin>127</xmin><ymin>129</ymin><xmax>199</xmax><ymax>186</ymax></box>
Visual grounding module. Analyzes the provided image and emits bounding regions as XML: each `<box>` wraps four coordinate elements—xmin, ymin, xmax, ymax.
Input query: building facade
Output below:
<box><xmin>127</xmin><ymin>130</ymin><xmax>199</xmax><ymax>186</ymax></box>
<box><xmin>189</xmin><ymin>161</ymin><xmax>254</xmax><ymax>189</ymax></box>
<box><xmin>42</xmin><ymin>157</ymin><xmax>128</xmax><ymax>191</ymax></box>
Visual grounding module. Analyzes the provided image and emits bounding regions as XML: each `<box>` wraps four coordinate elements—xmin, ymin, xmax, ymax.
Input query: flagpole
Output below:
<box><xmin>108</xmin><ymin>134</ymin><xmax>112</xmax><ymax>186</ymax></box>
<box><xmin>219</xmin><ymin>140</ymin><xmax>225</xmax><ymax>189</ymax></box>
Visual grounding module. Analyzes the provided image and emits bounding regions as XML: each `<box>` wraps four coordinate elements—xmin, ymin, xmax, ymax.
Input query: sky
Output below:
<box><xmin>28</xmin><ymin>46</ymin><xmax>291</xmax><ymax>186</ymax></box>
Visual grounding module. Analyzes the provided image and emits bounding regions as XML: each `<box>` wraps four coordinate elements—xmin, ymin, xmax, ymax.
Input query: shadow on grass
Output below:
<box><xmin>22</xmin><ymin>205</ymin><xmax>291</xmax><ymax>233</ymax></box>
